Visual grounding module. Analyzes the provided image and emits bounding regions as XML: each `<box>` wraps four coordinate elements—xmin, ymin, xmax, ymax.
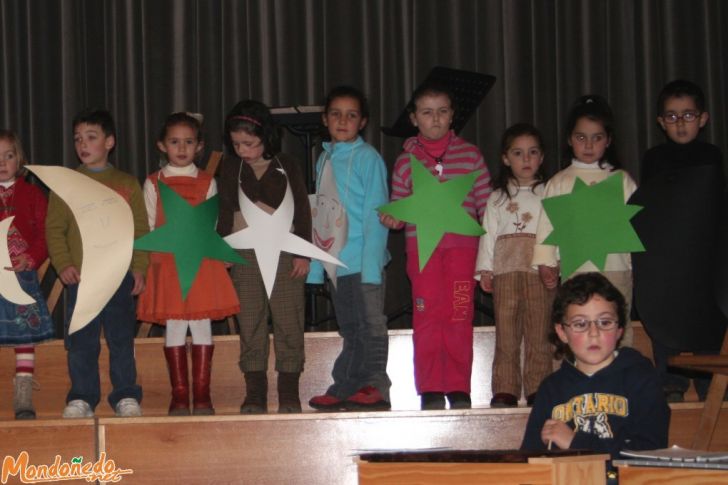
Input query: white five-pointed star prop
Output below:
<box><xmin>0</xmin><ymin>216</ymin><xmax>36</xmax><ymax>304</ymax></box>
<box><xmin>224</xmin><ymin>181</ymin><xmax>346</xmax><ymax>297</ymax></box>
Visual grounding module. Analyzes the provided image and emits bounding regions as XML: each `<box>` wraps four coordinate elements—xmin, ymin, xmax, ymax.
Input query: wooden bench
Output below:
<box><xmin>1</xmin><ymin>403</ymin><xmax>726</xmax><ymax>485</ymax></box>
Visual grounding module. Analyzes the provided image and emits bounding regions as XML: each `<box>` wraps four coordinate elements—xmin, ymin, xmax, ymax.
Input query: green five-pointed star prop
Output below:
<box><xmin>542</xmin><ymin>172</ymin><xmax>644</xmax><ymax>277</ymax></box>
<box><xmin>134</xmin><ymin>181</ymin><xmax>246</xmax><ymax>299</ymax></box>
<box><xmin>379</xmin><ymin>155</ymin><xmax>484</xmax><ymax>271</ymax></box>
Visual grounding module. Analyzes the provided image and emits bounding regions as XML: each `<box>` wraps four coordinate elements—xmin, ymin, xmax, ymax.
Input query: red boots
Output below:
<box><xmin>191</xmin><ymin>344</ymin><xmax>215</xmax><ymax>415</ymax></box>
<box><xmin>164</xmin><ymin>344</ymin><xmax>215</xmax><ymax>416</ymax></box>
<box><xmin>164</xmin><ymin>345</ymin><xmax>190</xmax><ymax>416</ymax></box>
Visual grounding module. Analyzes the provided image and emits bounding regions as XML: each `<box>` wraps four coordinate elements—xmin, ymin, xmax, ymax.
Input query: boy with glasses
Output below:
<box><xmin>521</xmin><ymin>273</ymin><xmax>669</xmax><ymax>459</ymax></box>
<box><xmin>633</xmin><ymin>80</ymin><xmax>726</xmax><ymax>403</ymax></box>
<box><xmin>641</xmin><ymin>79</ymin><xmax>721</xmax><ymax>181</ymax></box>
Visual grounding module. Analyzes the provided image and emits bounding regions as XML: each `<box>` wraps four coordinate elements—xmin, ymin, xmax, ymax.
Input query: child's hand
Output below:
<box><xmin>290</xmin><ymin>257</ymin><xmax>310</xmax><ymax>278</ymax></box>
<box><xmin>538</xmin><ymin>265</ymin><xmax>559</xmax><ymax>289</ymax></box>
<box><xmin>59</xmin><ymin>266</ymin><xmax>81</xmax><ymax>285</ymax></box>
<box><xmin>379</xmin><ymin>213</ymin><xmax>404</xmax><ymax>230</ymax></box>
<box><xmin>6</xmin><ymin>254</ymin><xmax>32</xmax><ymax>272</ymax></box>
<box><xmin>479</xmin><ymin>271</ymin><xmax>494</xmax><ymax>293</ymax></box>
<box><xmin>131</xmin><ymin>270</ymin><xmax>146</xmax><ymax>296</ymax></box>
<box><xmin>540</xmin><ymin>419</ymin><xmax>575</xmax><ymax>450</ymax></box>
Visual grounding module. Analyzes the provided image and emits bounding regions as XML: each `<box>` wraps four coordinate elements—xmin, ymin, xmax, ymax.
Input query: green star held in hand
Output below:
<box><xmin>134</xmin><ymin>181</ymin><xmax>246</xmax><ymax>299</ymax></box>
<box><xmin>542</xmin><ymin>172</ymin><xmax>644</xmax><ymax>277</ymax></box>
<box><xmin>379</xmin><ymin>155</ymin><xmax>484</xmax><ymax>271</ymax></box>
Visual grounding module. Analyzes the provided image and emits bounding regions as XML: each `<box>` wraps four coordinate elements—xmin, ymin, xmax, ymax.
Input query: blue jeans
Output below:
<box><xmin>64</xmin><ymin>273</ymin><xmax>142</xmax><ymax>410</ymax></box>
<box><xmin>327</xmin><ymin>273</ymin><xmax>391</xmax><ymax>401</ymax></box>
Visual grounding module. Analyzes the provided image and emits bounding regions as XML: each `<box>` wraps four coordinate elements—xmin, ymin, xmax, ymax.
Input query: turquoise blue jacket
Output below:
<box><xmin>307</xmin><ymin>136</ymin><xmax>390</xmax><ymax>284</ymax></box>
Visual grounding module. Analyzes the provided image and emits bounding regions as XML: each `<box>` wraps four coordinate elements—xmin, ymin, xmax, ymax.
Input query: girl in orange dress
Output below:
<box><xmin>137</xmin><ymin>112</ymin><xmax>239</xmax><ymax>415</ymax></box>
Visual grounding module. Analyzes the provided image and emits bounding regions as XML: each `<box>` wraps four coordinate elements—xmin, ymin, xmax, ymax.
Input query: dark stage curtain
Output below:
<box><xmin>1</xmin><ymin>0</ymin><xmax>727</xmax><ymax>326</ymax></box>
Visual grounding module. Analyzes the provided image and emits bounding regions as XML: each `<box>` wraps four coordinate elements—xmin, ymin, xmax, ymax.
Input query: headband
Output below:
<box><xmin>232</xmin><ymin>115</ymin><xmax>262</xmax><ymax>127</ymax></box>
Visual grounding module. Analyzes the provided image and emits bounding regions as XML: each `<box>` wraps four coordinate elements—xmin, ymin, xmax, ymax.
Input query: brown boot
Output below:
<box><xmin>164</xmin><ymin>346</ymin><xmax>190</xmax><ymax>416</ymax></box>
<box><xmin>277</xmin><ymin>372</ymin><xmax>302</xmax><ymax>414</ymax></box>
<box><xmin>191</xmin><ymin>344</ymin><xmax>215</xmax><ymax>415</ymax></box>
<box><xmin>240</xmin><ymin>371</ymin><xmax>268</xmax><ymax>414</ymax></box>
<box><xmin>14</xmin><ymin>375</ymin><xmax>36</xmax><ymax>420</ymax></box>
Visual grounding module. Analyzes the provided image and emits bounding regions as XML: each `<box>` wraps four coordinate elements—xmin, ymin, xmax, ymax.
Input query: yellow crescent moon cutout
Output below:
<box><xmin>0</xmin><ymin>216</ymin><xmax>36</xmax><ymax>305</ymax></box>
<box><xmin>26</xmin><ymin>165</ymin><xmax>134</xmax><ymax>334</ymax></box>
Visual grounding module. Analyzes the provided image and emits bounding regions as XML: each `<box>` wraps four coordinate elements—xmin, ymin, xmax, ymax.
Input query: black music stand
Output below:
<box><xmin>382</xmin><ymin>66</ymin><xmax>496</xmax><ymax>325</ymax></box>
<box><xmin>271</xmin><ymin>106</ymin><xmax>324</xmax><ymax>193</ymax></box>
<box><xmin>272</xmin><ymin>106</ymin><xmax>338</xmax><ymax>330</ymax></box>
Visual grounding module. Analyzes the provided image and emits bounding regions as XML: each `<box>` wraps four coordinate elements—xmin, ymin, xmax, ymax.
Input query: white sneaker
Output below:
<box><xmin>115</xmin><ymin>398</ymin><xmax>142</xmax><ymax>417</ymax></box>
<box><xmin>62</xmin><ymin>399</ymin><xmax>94</xmax><ymax>418</ymax></box>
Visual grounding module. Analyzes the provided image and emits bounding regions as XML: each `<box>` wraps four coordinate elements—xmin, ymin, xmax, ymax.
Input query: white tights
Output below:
<box><xmin>164</xmin><ymin>319</ymin><xmax>212</xmax><ymax>347</ymax></box>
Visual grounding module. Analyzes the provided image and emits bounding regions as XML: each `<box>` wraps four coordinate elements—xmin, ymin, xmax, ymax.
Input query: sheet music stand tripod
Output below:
<box><xmin>272</xmin><ymin>107</ymin><xmax>339</xmax><ymax>329</ymax></box>
<box><xmin>382</xmin><ymin>66</ymin><xmax>496</xmax><ymax>324</ymax></box>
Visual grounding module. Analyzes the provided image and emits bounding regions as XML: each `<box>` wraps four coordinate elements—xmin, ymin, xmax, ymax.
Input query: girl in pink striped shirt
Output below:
<box><xmin>380</xmin><ymin>82</ymin><xmax>492</xmax><ymax>410</ymax></box>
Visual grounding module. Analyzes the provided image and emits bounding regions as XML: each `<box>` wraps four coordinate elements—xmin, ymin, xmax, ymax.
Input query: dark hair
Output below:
<box><xmin>493</xmin><ymin>123</ymin><xmax>547</xmax><ymax>201</ymax></box>
<box><xmin>323</xmin><ymin>85</ymin><xmax>370</xmax><ymax>120</ymax></box>
<box><xmin>406</xmin><ymin>80</ymin><xmax>454</xmax><ymax>114</ymax></box>
<box><xmin>224</xmin><ymin>100</ymin><xmax>281</xmax><ymax>160</ymax></box>
<box><xmin>0</xmin><ymin>129</ymin><xmax>28</xmax><ymax>175</ymax></box>
<box><xmin>656</xmin><ymin>79</ymin><xmax>706</xmax><ymax>114</ymax></box>
<box><xmin>550</xmin><ymin>272</ymin><xmax>627</xmax><ymax>360</ymax></box>
<box><xmin>72</xmin><ymin>108</ymin><xmax>116</xmax><ymax>138</ymax></box>
<box><xmin>564</xmin><ymin>95</ymin><xmax>620</xmax><ymax>170</ymax></box>
<box><xmin>158</xmin><ymin>112</ymin><xmax>204</xmax><ymax>144</ymax></box>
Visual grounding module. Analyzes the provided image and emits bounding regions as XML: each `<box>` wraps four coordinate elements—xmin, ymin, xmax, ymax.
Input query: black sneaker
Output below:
<box><xmin>446</xmin><ymin>392</ymin><xmax>471</xmax><ymax>409</ymax></box>
<box><xmin>490</xmin><ymin>392</ymin><xmax>518</xmax><ymax>408</ymax></box>
<box><xmin>664</xmin><ymin>390</ymin><xmax>685</xmax><ymax>403</ymax></box>
<box><xmin>420</xmin><ymin>392</ymin><xmax>446</xmax><ymax>410</ymax></box>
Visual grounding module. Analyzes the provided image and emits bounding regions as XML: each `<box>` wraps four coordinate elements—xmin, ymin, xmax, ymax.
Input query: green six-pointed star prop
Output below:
<box><xmin>379</xmin><ymin>155</ymin><xmax>484</xmax><ymax>271</ymax></box>
<box><xmin>542</xmin><ymin>172</ymin><xmax>644</xmax><ymax>277</ymax></box>
<box><xmin>134</xmin><ymin>181</ymin><xmax>246</xmax><ymax>299</ymax></box>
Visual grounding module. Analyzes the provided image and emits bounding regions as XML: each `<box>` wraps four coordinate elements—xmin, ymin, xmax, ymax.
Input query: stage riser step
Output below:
<box><xmin>0</xmin><ymin>324</ymin><xmax>680</xmax><ymax>419</ymax></box>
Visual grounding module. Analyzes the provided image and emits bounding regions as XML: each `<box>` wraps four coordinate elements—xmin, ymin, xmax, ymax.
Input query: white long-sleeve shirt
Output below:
<box><xmin>143</xmin><ymin>164</ymin><xmax>217</xmax><ymax>230</ymax></box>
<box><xmin>531</xmin><ymin>160</ymin><xmax>637</xmax><ymax>273</ymax></box>
<box><xmin>476</xmin><ymin>183</ymin><xmax>545</xmax><ymax>278</ymax></box>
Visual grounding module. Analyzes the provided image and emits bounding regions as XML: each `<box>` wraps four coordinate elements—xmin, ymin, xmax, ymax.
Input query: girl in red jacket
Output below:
<box><xmin>0</xmin><ymin>129</ymin><xmax>54</xmax><ymax>419</ymax></box>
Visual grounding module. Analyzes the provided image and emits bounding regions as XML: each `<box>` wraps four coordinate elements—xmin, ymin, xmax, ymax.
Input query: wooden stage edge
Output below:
<box><xmin>1</xmin><ymin>403</ymin><xmax>727</xmax><ymax>485</ymax></box>
<box><xmin>0</xmin><ymin>323</ymin><xmax>682</xmax><ymax>419</ymax></box>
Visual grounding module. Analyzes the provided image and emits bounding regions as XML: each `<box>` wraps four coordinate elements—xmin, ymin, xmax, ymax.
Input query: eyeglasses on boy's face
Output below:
<box><xmin>661</xmin><ymin>111</ymin><xmax>701</xmax><ymax>124</ymax></box>
<box><xmin>561</xmin><ymin>318</ymin><xmax>619</xmax><ymax>333</ymax></box>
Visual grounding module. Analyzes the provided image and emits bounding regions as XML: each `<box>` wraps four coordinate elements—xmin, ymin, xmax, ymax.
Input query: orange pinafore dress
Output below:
<box><xmin>137</xmin><ymin>171</ymin><xmax>240</xmax><ymax>323</ymax></box>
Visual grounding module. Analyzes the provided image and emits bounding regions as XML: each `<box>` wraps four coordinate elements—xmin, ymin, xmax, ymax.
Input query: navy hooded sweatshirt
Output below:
<box><xmin>521</xmin><ymin>347</ymin><xmax>670</xmax><ymax>458</ymax></box>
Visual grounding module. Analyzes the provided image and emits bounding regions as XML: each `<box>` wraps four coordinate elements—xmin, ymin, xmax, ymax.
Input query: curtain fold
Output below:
<box><xmin>2</xmin><ymin>0</ymin><xmax>726</xmax><ymax>177</ymax></box>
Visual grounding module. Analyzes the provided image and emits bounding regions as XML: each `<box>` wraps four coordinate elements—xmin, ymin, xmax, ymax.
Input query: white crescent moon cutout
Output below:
<box><xmin>27</xmin><ymin>165</ymin><xmax>134</xmax><ymax>334</ymax></box>
<box><xmin>0</xmin><ymin>216</ymin><xmax>36</xmax><ymax>305</ymax></box>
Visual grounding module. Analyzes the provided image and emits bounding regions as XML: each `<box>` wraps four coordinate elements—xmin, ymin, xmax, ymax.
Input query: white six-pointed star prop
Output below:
<box><xmin>0</xmin><ymin>216</ymin><xmax>36</xmax><ymax>305</ymax></box>
<box><xmin>224</xmin><ymin>181</ymin><xmax>346</xmax><ymax>297</ymax></box>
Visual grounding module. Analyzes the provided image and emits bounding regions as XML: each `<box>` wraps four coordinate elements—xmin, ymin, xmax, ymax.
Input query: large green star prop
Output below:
<box><xmin>134</xmin><ymin>181</ymin><xmax>246</xmax><ymax>299</ymax></box>
<box><xmin>542</xmin><ymin>172</ymin><xmax>644</xmax><ymax>277</ymax></box>
<box><xmin>379</xmin><ymin>155</ymin><xmax>484</xmax><ymax>271</ymax></box>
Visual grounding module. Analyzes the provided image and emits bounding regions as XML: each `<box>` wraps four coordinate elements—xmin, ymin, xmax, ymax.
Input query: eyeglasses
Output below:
<box><xmin>561</xmin><ymin>318</ymin><xmax>619</xmax><ymax>333</ymax></box>
<box><xmin>661</xmin><ymin>111</ymin><xmax>701</xmax><ymax>124</ymax></box>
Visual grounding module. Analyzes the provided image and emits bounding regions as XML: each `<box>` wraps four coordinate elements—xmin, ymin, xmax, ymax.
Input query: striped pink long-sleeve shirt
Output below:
<box><xmin>391</xmin><ymin>131</ymin><xmax>492</xmax><ymax>252</ymax></box>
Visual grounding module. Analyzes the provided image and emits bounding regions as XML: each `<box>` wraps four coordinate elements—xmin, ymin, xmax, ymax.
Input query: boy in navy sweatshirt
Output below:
<box><xmin>521</xmin><ymin>273</ymin><xmax>669</xmax><ymax>459</ymax></box>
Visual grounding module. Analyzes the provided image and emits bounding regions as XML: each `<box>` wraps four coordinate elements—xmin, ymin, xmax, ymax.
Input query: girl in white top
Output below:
<box><xmin>476</xmin><ymin>123</ymin><xmax>554</xmax><ymax>408</ymax></box>
<box><xmin>532</xmin><ymin>95</ymin><xmax>638</xmax><ymax>346</ymax></box>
